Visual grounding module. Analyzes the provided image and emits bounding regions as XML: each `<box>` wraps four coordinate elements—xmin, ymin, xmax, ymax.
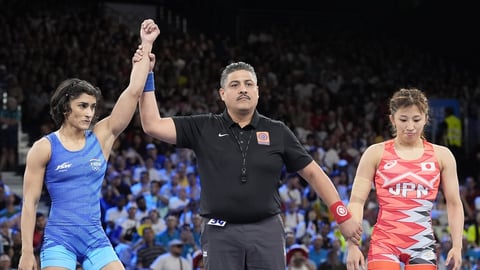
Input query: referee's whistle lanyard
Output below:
<box><xmin>230</xmin><ymin>126</ymin><xmax>254</xmax><ymax>184</ymax></box>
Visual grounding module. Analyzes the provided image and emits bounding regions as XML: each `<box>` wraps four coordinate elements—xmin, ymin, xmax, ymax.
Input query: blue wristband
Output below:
<box><xmin>144</xmin><ymin>72</ymin><xmax>155</xmax><ymax>92</ymax></box>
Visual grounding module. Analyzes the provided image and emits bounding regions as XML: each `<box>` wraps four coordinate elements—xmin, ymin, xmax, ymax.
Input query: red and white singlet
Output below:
<box><xmin>368</xmin><ymin>139</ymin><xmax>440</xmax><ymax>265</ymax></box>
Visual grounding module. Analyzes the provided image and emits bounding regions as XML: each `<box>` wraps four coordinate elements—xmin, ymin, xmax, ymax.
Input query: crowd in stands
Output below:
<box><xmin>1</xmin><ymin>1</ymin><xmax>480</xmax><ymax>269</ymax></box>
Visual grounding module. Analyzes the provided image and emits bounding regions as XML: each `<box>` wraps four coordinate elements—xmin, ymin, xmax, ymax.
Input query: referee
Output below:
<box><xmin>138</xmin><ymin>57</ymin><xmax>362</xmax><ymax>269</ymax></box>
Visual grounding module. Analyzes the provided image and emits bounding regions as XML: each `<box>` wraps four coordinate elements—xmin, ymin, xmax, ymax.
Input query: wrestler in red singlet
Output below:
<box><xmin>347</xmin><ymin>88</ymin><xmax>463</xmax><ymax>270</ymax></box>
<box><xmin>369</xmin><ymin>139</ymin><xmax>439</xmax><ymax>268</ymax></box>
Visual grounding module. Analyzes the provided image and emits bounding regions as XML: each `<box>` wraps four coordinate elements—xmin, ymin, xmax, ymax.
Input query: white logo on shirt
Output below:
<box><xmin>383</xmin><ymin>160</ymin><xmax>397</xmax><ymax>170</ymax></box>
<box><xmin>55</xmin><ymin>162</ymin><xmax>72</xmax><ymax>172</ymax></box>
<box><xmin>389</xmin><ymin>183</ymin><xmax>429</xmax><ymax>198</ymax></box>
<box><xmin>90</xmin><ymin>158</ymin><xmax>102</xmax><ymax>171</ymax></box>
<box><xmin>218</xmin><ymin>133</ymin><xmax>229</xmax><ymax>137</ymax></box>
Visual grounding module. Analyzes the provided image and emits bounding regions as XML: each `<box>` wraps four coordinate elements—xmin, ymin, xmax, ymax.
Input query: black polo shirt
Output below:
<box><xmin>173</xmin><ymin>110</ymin><xmax>312</xmax><ymax>223</ymax></box>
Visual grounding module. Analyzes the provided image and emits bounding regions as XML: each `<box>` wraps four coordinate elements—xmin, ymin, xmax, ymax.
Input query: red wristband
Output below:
<box><xmin>329</xmin><ymin>201</ymin><xmax>352</xmax><ymax>224</ymax></box>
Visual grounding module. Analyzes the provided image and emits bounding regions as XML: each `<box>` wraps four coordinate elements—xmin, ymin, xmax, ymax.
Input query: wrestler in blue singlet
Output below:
<box><xmin>41</xmin><ymin>130</ymin><xmax>119</xmax><ymax>269</ymax></box>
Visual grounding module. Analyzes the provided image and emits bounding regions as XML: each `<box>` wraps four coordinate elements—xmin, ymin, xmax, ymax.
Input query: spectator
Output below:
<box><xmin>285</xmin><ymin>229</ymin><xmax>296</xmax><ymax>250</ymax></box>
<box><xmin>117</xmin><ymin>203</ymin><xmax>139</xmax><ymax>245</ymax></box>
<box><xmin>178</xmin><ymin>200</ymin><xmax>200</xmax><ymax>228</ymax></box>
<box><xmin>131</xmin><ymin>171</ymin><xmax>152</xmax><ymax>197</ymax></box>
<box><xmin>158</xmin><ymin>158</ymin><xmax>175</xmax><ymax>182</ymax></box>
<box><xmin>192</xmin><ymin>249</ymin><xmax>204</xmax><ymax>270</ymax></box>
<box><xmin>114</xmin><ymin>202</ymin><xmax>141</xmax><ymax>267</ymax></box>
<box><xmin>185</xmin><ymin>172</ymin><xmax>201</xmax><ymax>202</ymax></box>
<box><xmin>155</xmin><ymin>215</ymin><xmax>181</xmax><ymax>249</ymax></box>
<box><xmin>157</xmin><ymin>173</ymin><xmax>181</xmax><ymax>218</ymax></box>
<box><xmin>0</xmin><ymin>97</ymin><xmax>21</xmax><ymax>171</ymax></box>
<box><xmin>9</xmin><ymin>229</ymin><xmax>21</xmax><ymax>268</ymax></box>
<box><xmin>104</xmin><ymin>194</ymin><xmax>128</xmax><ymax>239</ymax></box>
<box><xmin>0</xmin><ymin>221</ymin><xmax>13</xmax><ymax>256</ymax></box>
<box><xmin>150</xmin><ymin>239</ymin><xmax>191</xmax><ymax>270</ymax></box>
<box><xmin>133</xmin><ymin>157</ymin><xmax>161</xmax><ymax>184</ymax></box>
<box><xmin>168</xmin><ymin>186</ymin><xmax>190</xmax><ymax>217</ymax></box>
<box><xmin>286</xmin><ymin>244</ymin><xmax>316</xmax><ymax>270</ymax></box>
<box><xmin>461</xmin><ymin>176</ymin><xmax>480</xmax><ymax>223</ymax></box>
<box><xmin>466</xmin><ymin>212</ymin><xmax>480</xmax><ymax>248</ymax></box>
<box><xmin>135</xmin><ymin>226</ymin><xmax>166</xmax><ymax>270</ymax></box>
<box><xmin>134</xmin><ymin>195</ymin><xmax>150</xmax><ymax>222</ymax></box>
<box><xmin>437</xmin><ymin>106</ymin><xmax>462</xmax><ymax>158</ymax></box>
<box><xmin>108</xmin><ymin>170</ymin><xmax>133</xmax><ymax>200</ymax></box>
<box><xmin>0</xmin><ymin>194</ymin><xmax>20</xmax><ymax>220</ymax></box>
<box><xmin>318</xmin><ymin>222</ymin><xmax>334</xmax><ymax>250</ymax></box>
<box><xmin>174</xmin><ymin>162</ymin><xmax>189</xmax><ymax>188</ymax></box>
<box><xmin>144</xmin><ymin>180</ymin><xmax>163</xmax><ymax>212</ymax></box>
<box><xmin>0</xmin><ymin>253</ymin><xmax>12</xmax><ymax>270</ymax></box>
<box><xmin>32</xmin><ymin>212</ymin><xmax>46</xmax><ymax>254</ymax></box>
<box><xmin>308</xmin><ymin>234</ymin><xmax>328</xmax><ymax>268</ymax></box>
<box><xmin>179</xmin><ymin>225</ymin><xmax>198</xmax><ymax>259</ymax></box>
<box><xmin>318</xmin><ymin>249</ymin><xmax>347</xmax><ymax>270</ymax></box>
<box><xmin>144</xmin><ymin>143</ymin><xmax>165</xmax><ymax>170</ymax></box>
<box><xmin>148</xmin><ymin>208</ymin><xmax>166</xmax><ymax>235</ymax></box>
<box><xmin>190</xmin><ymin>213</ymin><xmax>202</xmax><ymax>249</ymax></box>
<box><xmin>0</xmin><ymin>181</ymin><xmax>14</xmax><ymax>209</ymax></box>
<box><xmin>284</xmin><ymin>201</ymin><xmax>304</xmax><ymax>234</ymax></box>
<box><xmin>279</xmin><ymin>173</ymin><xmax>304</xmax><ymax>207</ymax></box>
<box><xmin>295</xmin><ymin>208</ymin><xmax>320</xmax><ymax>241</ymax></box>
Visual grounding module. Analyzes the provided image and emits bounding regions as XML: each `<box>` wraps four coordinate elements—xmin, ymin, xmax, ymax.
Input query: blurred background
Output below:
<box><xmin>1</xmin><ymin>0</ymin><xmax>479</xmax><ymax>269</ymax></box>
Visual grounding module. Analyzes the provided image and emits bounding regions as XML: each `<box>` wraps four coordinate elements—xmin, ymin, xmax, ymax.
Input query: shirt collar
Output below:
<box><xmin>221</xmin><ymin>109</ymin><xmax>260</xmax><ymax>129</ymax></box>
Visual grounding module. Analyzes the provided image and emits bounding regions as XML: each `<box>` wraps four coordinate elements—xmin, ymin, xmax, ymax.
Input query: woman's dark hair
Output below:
<box><xmin>388</xmin><ymin>88</ymin><xmax>429</xmax><ymax>138</ymax></box>
<box><xmin>49</xmin><ymin>78</ymin><xmax>102</xmax><ymax>127</ymax></box>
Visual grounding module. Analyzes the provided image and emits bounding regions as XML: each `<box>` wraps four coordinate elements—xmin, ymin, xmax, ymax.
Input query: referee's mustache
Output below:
<box><xmin>237</xmin><ymin>94</ymin><xmax>250</xmax><ymax>100</ymax></box>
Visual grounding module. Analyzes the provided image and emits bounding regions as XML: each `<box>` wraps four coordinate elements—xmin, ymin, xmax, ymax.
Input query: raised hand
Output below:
<box><xmin>140</xmin><ymin>19</ymin><xmax>160</xmax><ymax>45</ymax></box>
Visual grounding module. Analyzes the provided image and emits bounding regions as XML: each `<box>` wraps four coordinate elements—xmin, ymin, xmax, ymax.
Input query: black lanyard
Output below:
<box><xmin>230</xmin><ymin>126</ymin><xmax>254</xmax><ymax>184</ymax></box>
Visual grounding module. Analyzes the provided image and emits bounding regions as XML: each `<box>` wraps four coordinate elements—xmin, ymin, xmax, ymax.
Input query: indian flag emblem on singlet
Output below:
<box><xmin>89</xmin><ymin>158</ymin><xmax>102</xmax><ymax>171</ymax></box>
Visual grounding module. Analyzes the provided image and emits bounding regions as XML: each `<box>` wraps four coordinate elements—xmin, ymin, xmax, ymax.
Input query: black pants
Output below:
<box><xmin>201</xmin><ymin>214</ymin><xmax>286</xmax><ymax>270</ymax></box>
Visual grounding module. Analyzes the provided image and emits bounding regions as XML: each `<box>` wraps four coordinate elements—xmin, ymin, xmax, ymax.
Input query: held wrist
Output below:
<box><xmin>329</xmin><ymin>200</ymin><xmax>352</xmax><ymax>224</ymax></box>
<box><xmin>347</xmin><ymin>241</ymin><xmax>359</xmax><ymax>248</ymax></box>
<box><xmin>144</xmin><ymin>72</ymin><xmax>155</xmax><ymax>92</ymax></box>
<box><xmin>140</xmin><ymin>42</ymin><xmax>153</xmax><ymax>50</ymax></box>
<box><xmin>139</xmin><ymin>43</ymin><xmax>153</xmax><ymax>56</ymax></box>
<box><xmin>22</xmin><ymin>248</ymin><xmax>34</xmax><ymax>254</ymax></box>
